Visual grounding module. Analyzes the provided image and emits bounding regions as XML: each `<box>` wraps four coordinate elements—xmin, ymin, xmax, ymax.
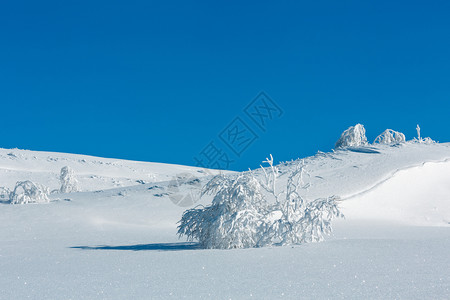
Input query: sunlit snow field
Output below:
<box><xmin>0</xmin><ymin>143</ymin><xmax>449</xmax><ymax>299</ymax></box>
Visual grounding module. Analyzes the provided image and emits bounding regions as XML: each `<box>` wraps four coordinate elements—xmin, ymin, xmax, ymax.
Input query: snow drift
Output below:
<box><xmin>342</xmin><ymin>160</ymin><xmax>450</xmax><ymax>225</ymax></box>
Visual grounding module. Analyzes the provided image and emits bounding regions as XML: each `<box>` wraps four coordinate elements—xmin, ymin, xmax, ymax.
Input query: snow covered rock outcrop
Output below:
<box><xmin>335</xmin><ymin>124</ymin><xmax>368</xmax><ymax>148</ymax></box>
<box><xmin>60</xmin><ymin>166</ymin><xmax>79</xmax><ymax>193</ymax></box>
<box><xmin>374</xmin><ymin>129</ymin><xmax>406</xmax><ymax>145</ymax></box>
<box><xmin>9</xmin><ymin>181</ymin><xmax>50</xmax><ymax>204</ymax></box>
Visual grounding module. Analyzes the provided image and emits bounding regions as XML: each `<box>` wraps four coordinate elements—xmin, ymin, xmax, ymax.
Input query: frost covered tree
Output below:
<box><xmin>416</xmin><ymin>124</ymin><xmax>421</xmax><ymax>142</ymax></box>
<box><xmin>60</xmin><ymin>166</ymin><xmax>79</xmax><ymax>193</ymax></box>
<box><xmin>256</xmin><ymin>157</ymin><xmax>343</xmax><ymax>246</ymax></box>
<box><xmin>335</xmin><ymin>124</ymin><xmax>368</xmax><ymax>148</ymax></box>
<box><xmin>0</xmin><ymin>187</ymin><xmax>10</xmax><ymax>202</ymax></box>
<box><xmin>178</xmin><ymin>155</ymin><xmax>343</xmax><ymax>249</ymax></box>
<box><xmin>373</xmin><ymin>129</ymin><xmax>406</xmax><ymax>145</ymax></box>
<box><xmin>178</xmin><ymin>174</ymin><xmax>267</xmax><ymax>249</ymax></box>
<box><xmin>297</xmin><ymin>196</ymin><xmax>343</xmax><ymax>243</ymax></box>
<box><xmin>9</xmin><ymin>181</ymin><xmax>50</xmax><ymax>204</ymax></box>
<box><xmin>413</xmin><ymin>124</ymin><xmax>436</xmax><ymax>144</ymax></box>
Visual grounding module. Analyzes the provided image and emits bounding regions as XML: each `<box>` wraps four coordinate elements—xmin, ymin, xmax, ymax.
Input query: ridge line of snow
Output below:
<box><xmin>0</xmin><ymin>147</ymin><xmax>204</xmax><ymax>170</ymax></box>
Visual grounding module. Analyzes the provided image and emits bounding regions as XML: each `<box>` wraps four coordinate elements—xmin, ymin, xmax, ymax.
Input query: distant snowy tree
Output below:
<box><xmin>0</xmin><ymin>187</ymin><xmax>10</xmax><ymax>201</ymax></box>
<box><xmin>335</xmin><ymin>124</ymin><xmax>368</xmax><ymax>148</ymax></box>
<box><xmin>413</xmin><ymin>124</ymin><xmax>436</xmax><ymax>144</ymax></box>
<box><xmin>9</xmin><ymin>181</ymin><xmax>50</xmax><ymax>204</ymax></box>
<box><xmin>374</xmin><ymin>129</ymin><xmax>406</xmax><ymax>145</ymax></box>
<box><xmin>419</xmin><ymin>137</ymin><xmax>437</xmax><ymax>144</ymax></box>
<box><xmin>416</xmin><ymin>124</ymin><xmax>421</xmax><ymax>141</ymax></box>
<box><xmin>60</xmin><ymin>166</ymin><xmax>79</xmax><ymax>193</ymax></box>
<box><xmin>178</xmin><ymin>155</ymin><xmax>344</xmax><ymax>249</ymax></box>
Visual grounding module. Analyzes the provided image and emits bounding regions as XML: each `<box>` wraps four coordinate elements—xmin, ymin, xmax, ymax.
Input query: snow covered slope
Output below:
<box><xmin>0</xmin><ymin>143</ymin><xmax>449</xmax><ymax>299</ymax></box>
<box><xmin>342</xmin><ymin>160</ymin><xmax>450</xmax><ymax>225</ymax></box>
<box><xmin>276</xmin><ymin>142</ymin><xmax>450</xmax><ymax>226</ymax></box>
<box><xmin>0</xmin><ymin>148</ymin><xmax>214</xmax><ymax>192</ymax></box>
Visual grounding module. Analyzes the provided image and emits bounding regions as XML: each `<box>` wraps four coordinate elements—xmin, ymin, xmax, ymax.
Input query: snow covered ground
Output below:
<box><xmin>0</xmin><ymin>143</ymin><xmax>449</xmax><ymax>299</ymax></box>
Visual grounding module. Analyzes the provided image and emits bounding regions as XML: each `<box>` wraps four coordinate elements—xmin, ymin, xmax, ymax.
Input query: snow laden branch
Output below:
<box><xmin>177</xmin><ymin>156</ymin><xmax>343</xmax><ymax>249</ymax></box>
<box><xmin>258</xmin><ymin>154</ymin><xmax>281</xmax><ymax>201</ymax></box>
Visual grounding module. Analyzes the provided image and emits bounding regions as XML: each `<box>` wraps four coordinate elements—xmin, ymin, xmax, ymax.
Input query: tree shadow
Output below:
<box><xmin>347</xmin><ymin>147</ymin><xmax>381</xmax><ymax>154</ymax></box>
<box><xmin>71</xmin><ymin>242</ymin><xmax>201</xmax><ymax>252</ymax></box>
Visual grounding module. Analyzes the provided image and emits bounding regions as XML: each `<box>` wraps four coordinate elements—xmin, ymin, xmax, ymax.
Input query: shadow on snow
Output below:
<box><xmin>346</xmin><ymin>147</ymin><xmax>381</xmax><ymax>154</ymax></box>
<box><xmin>71</xmin><ymin>242</ymin><xmax>201</xmax><ymax>251</ymax></box>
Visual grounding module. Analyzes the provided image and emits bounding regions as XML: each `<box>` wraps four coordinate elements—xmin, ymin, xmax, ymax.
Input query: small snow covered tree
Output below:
<box><xmin>373</xmin><ymin>129</ymin><xmax>406</xmax><ymax>145</ymax></box>
<box><xmin>416</xmin><ymin>124</ymin><xmax>421</xmax><ymax>141</ymax></box>
<box><xmin>9</xmin><ymin>181</ymin><xmax>50</xmax><ymax>204</ymax></box>
<box><xmin>178</xmin><ymin>174</ymin><xmax>266</xmax><ymax>249</ymax></box>
<box><xmin>335</xmin><ymin>124</ymin><xmax>368</xmax><ymax>148</ymax></box>
<box><xmin>60</xmin><ymin>166</ymin><xmax>79</xmax><ymax>193</ymax></box>
<box><xmin>178</xmin><ymin>155</ymin><xmax>344</xmax><ymax>249</ymax></box>
<box><xmin>0</xmin><ymin>187</ymin><xmax>10</xmax><ymax>202</ymax></box>
<box><xmin>414</xmin><ymin>124</ymin><xmax>436</xmax><ymax>144</ymax></box>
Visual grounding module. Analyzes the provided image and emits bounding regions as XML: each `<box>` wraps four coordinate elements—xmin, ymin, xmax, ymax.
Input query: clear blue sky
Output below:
<box><xmin>1</xmin><ymin>0</ymin><xmax>449</xmax><ymax>171</ymax></box>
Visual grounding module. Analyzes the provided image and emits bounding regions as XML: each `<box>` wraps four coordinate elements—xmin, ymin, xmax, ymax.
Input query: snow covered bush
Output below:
<box><xmin>296</xmin><ymin>196</ymin><xmax>343</xmax><ymax>243</ymax></box>
<box><xmin>335</xmin><ymin>124</ymin><xmax>368</xmax><ymax>148</ymax></box>
<box><xmin>374</xmin><ymin>129</ymin><xmax>406</xmax><ymax>145</ymax></box>
<box><xmin>413</xmin><ymin>124</ymin><xmax>436</xmax><ymax>144</ymax></box>
<box><xmin>60</xmin><ymin>166</ymin><xmax>79</xmax><ymax>193</ymax></box>
<box><xmin>9</xmin><ymin>181</ymin><xmax>50</xmax><ymax>204</ymax></box>
<box><xmin>0</xmin><ymin>187</ymin><xmax>10</xmax><ymax>201</ymax></box>
<box><xmin>418</xmin><ymin>137</ymin><xmax>436</xmax><ymax>144</ymax></box>
<box><xmin>255</xmin><ymin>158</ymin><xmax>343</xmax><ymax>246</ymax></box>
<box><xmin>178</xmin><ymin>174</ymin><xmax>267</xmax><ymax>249</ymax></box>
<box><xmin>178</xmin><ymin>155</ymin><xmax>343</xmax><ymax>249</ymax></box>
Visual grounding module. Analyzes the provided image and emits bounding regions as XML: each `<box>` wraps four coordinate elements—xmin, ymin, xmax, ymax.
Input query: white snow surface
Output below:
<box><xmin>1</xmin><ymin>143</ymin><xmax>449</xmax><ymax>299</ymax></box>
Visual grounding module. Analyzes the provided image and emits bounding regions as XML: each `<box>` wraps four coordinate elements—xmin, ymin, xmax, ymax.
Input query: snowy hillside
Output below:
<box><xmin>0</xmin><ymin>148</ymin><xmax>217</xmax><ymax>192</ymax></box>
<box><xmin>276</xmin><ymin>142</ymin><xmax>450</xmax><ymax>226</ymax></box>
<box><xmin>0</xmin><ymin>143</ymin><xmax>449</xmax><ymax>299</ymax></box>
